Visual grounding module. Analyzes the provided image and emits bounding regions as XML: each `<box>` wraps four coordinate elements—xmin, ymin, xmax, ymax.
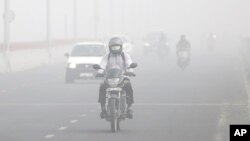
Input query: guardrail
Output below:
<box><xmin>0</xmin><ymin>39</ymin><xmax>78</xmax><ymax>52</ymax></box>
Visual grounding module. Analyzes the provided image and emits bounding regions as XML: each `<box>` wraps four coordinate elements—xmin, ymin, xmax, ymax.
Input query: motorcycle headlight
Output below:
<box><xmin>144</xmin><ymin>43</ymin><xmax>150</xmax><ymax>46</ymax></box>
<box><xmin>69</xmin><ymin>63</ymin><xmax>76</xmax><ymax>69</ymax></box>
<box><xmin>108</xmin><ymin>78</ymin><xmax>120</xmax><ymax>87</ymax></box>
<box><xmin>178</xmin><ymin>52</ymin><xmax>189</xmax><ymax>58</ymax></box>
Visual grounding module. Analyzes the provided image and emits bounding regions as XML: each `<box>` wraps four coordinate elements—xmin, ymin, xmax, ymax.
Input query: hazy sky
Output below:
<box><xmin>0</xmin><ymin>0</ymin><xmax>250</xmax><ymax>42</ymax></box>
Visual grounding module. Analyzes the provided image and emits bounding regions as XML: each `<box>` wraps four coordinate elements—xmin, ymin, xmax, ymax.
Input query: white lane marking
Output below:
<box><xmin>0</xmin><ymin>103</ymin><xmax>246</xmax><ymax>106</ymax></box>
<box><xmin>149</xmin><ymin>103</ymin><xmax>247</xmax><ymax>106</ymax></box>
<box><xmin>58</xmin><ymin>126</ymin><xmax>68</xmax><ymax>131</ymax></box>
<box><xmin>44</xmin><ymin>134</ymin><xmax>55</xmax><ymax>139</ymax></box>
<box><xmin>81</xmin><ymin>114</ymin><xmax>87</xmax><ymax>117</ymax></box>
<box><xmin>0</xmin><ymin>103</ymin><xmax>98</xmax><ymax>106</ymax></box>
<box><xmin>89</xmin><ymin>109</ymin><xmax>95</xmax><ymax>113</ymax></box>
<box><xmin>70</xmin><ymin>120</ymin><xmax>78</xmax><ymax>123</ymax></box>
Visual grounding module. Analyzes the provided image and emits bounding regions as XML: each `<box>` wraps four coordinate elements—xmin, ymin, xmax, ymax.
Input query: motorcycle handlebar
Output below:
<box><xmin>95</xmin><ymin>72</ymin><xmax>136</xmax><ymax>78</ymax></box>
<box><xmin>95</xmin><ymin>73</ymin><xmax>105</xmax><ymax>77</ymax></box>
<box><xmin>123</xmin><ymin>72</ymin><xmax>136</xmax><ymax>77</ymax></box>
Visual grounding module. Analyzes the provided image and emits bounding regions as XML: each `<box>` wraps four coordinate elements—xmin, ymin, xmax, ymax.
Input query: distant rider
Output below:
<box><xmin>176</xmin><ymin>35</ymin><xmax>191</xmax><ymax>53</ymax></box>
<box><xmin>176</xmin><ymin>35</ymin><xmax>191</xmax><ymax>69</ymax></box>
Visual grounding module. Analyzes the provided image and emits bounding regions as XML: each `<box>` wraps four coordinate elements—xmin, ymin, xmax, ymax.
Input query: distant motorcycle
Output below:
<box><xmin>93</xmin><ymin>63</ymin><xmax>137</xmax><ymax>132</ymax></box>
<box><xmin>177</xmin><ymin>50</ymin><xmax>190</xmax><ymax>70</ymax></box>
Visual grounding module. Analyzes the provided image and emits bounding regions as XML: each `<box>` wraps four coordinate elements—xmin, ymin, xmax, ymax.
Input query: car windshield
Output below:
<box><xmin>106</xmin><ymin>68</ymin><xmax>122</xmax><ymax>78</ymax></box>
<box><xmin>71</xmin><ymin>44</ymin><xmax>106</xmax><ymax>57</ymax></box>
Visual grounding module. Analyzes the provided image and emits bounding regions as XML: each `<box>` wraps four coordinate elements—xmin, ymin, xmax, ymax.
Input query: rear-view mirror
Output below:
<box><xmin>93</xmin><ymin>64</ymin><xmax>102</xmax><ymax>70</ymax></box>
<box><xmin>129</xmin><ymin>63</ymin><xmax>137</xmax><ymax>68</ymax></box>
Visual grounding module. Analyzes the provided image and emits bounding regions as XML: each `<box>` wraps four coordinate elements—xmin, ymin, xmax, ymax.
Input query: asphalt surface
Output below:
<box><xmin>0</xmin><ymin>48</ymin><xmax>249</xmax><ymax>141</ymax></box>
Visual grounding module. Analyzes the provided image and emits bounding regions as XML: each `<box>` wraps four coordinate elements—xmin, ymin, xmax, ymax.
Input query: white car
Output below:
<box><xmin>65</xmin><ymin>42</ymin><xmax>107</xmax><ymax>83</ymax></box>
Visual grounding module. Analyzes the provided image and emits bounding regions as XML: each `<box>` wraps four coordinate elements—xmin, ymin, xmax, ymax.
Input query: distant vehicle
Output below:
<box><xmin>64</xmin><ymin>42</ymin><xmax>107</xmax><ymax>83</ymax></box>
<box><xmin>104</xmin><ymin>35</ymin><xmax>133</xmax><ymax>55</ymax></box>
<box><xmin>177</xmin><ymin>50</ymin><xmax>190</xmax><ymax>70</ymax></box>
<box><xmin>143</xmin><ymin>32</ymin><xmax>170</xmax><ymax>56</ymax></box>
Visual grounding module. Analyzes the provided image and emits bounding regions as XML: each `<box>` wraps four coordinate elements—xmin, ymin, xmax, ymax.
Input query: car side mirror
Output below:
<box><xmin>129</xmin><ymin>63</ymin><xmax>137</xmax><ymax>68</ymax></box>
<box><xmin>65</xmin><ymin>53</ymin><xmax>69</xmax><ymax>58</ymax></box>
<box><xmin>93</xmin><ymin>64</ymin><xmax>102</xmax><ymax>70</ymax></box>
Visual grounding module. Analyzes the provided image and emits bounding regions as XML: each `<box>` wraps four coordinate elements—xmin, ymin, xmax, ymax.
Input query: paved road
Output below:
<box><xmin>0</xmin><ymin>49</ymin><xmax>249</xmax><ymax>141</ymax></box>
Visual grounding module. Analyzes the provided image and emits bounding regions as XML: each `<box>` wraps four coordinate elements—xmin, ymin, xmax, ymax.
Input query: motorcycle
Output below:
<box><xmin>177</xmin><ymin>49</ymin><xmax>190</xmax><ymax>70</ymax></box>
<box><xmin>93</xmin><ymin>63</ymin><xmax>137</xmax><ymax>132</ymax></box>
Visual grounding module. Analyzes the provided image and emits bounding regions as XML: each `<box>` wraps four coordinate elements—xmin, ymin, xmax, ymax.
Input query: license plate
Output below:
<box><xmin>80</xmin><ymin>73</ymin><xmax>93</xmax><ymax>77</ymax></box>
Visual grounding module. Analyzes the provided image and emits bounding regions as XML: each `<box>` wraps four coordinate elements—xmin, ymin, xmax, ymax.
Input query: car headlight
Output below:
<box><xmin>69</xmin><ymin>63</ymin><xmax>76</xmax><ymax>69</ymax></box>
<box><xmin>144</xmin><ymin>43</ymin><xmax>150</xmax><ymax>46</ymax></box>
<box><xmin>212</xmin><ymin>35</ymin><xmax>217</xmax><ymax>39</ymax></box>
<box><xmin>108</xmin><ymin>78</ymin><xmax>120</xmax><ymax>87</ymax></box>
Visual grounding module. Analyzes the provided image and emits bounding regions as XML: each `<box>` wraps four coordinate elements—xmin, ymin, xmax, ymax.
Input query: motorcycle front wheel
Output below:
<box><xmin>110</xmin><ymin>98</ymin><xmax>117</xmax><ymax>132</ymax></box>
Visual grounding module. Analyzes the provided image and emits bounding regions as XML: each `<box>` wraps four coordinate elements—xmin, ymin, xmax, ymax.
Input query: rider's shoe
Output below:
<box><xmin>100</xmin><ymin>110</ymin><xmax>107</xmax><ymax>119</ymax></box>
<box><xmin>100</xmin><ymin>103</ymin><xmax>107</xmax><ymax>119</ymax></box>
<box><xmin>127</xmin><ymin>107</ymin><xmax>133</xmax><ymax>119</ymax></box>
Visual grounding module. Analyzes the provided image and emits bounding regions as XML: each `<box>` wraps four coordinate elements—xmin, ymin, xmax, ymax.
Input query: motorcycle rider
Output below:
<box><xmin>176</xmin><ymin>34</ymin><xmax>191</xmax><ymax>53</ymax></box>
<box><xmin>98</xmin><ymin>37</ymin><xmax>134</xmax><ymax>119</ymax></box>
<box><xmin>176</xmin><ymin>35</ymin><xmax>191</xmax><ymax>69</ymax></box>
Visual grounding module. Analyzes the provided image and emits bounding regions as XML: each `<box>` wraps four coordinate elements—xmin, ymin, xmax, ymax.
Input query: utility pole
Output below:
<box><xmin>121</xmin><ymin>0</ymin><xmax>124</xmax><ymax>34</ymax></box>
<box><xmin>109</xmin><ymin>0</ymin><xmax>113</xmax><ymax>34</ymax></box>
<box><xmin>64</xmin><ymin>14</ymin><xmax>68</xmax><ymax>39</ymax></box>
<box><xmin>3</xmin><ymin>0</ymin><xmax>14</xmax><ymax>72</ymax></box>
<box><xmin>46</xmin><ymin>0</ymin><xmax>51</xmax><ymax>61</ymax></box>
<box><xmin>94</xmin><ymin>0</ymin><xmax>99</xmax><ymax>39</ymax></box>
<box><xmin>73</xmin><ymin>0</ymin><xmax>77</xmax><ymax>42</ymax></box>
<box><xmin>3</xmin><ymin>0</ymin><xmax>10</xmax><ymax>52</ymax></box>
